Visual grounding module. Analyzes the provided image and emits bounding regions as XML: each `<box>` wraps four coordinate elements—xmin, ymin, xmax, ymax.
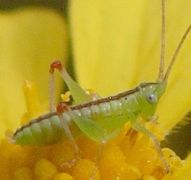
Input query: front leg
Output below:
<box><xmin>131</xmin><ymin>121</ymin><xmax>170</xmax><ymax>173</ymax></box>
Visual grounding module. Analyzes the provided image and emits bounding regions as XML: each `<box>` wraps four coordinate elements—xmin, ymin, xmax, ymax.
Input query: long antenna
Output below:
<box><xmin>158</xmin><ymin>0</ymin><xmax>166</xmax><ymax>81</ymax></box>
<box><xmin>164</xmin><ymin>24</ymin><xmax>191</xmax><ymax>81</ymax></box>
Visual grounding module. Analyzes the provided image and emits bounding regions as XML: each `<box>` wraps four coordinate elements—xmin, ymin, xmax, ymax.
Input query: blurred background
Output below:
<box><xmin>0</xmin><ymin>1</ymin><xmax>66</xmax><ymax>11</ymax></box>
<box><xmin>0</xmin><ymin>0</ymin><xmax>69</xmax><ymax>137</ymax></box>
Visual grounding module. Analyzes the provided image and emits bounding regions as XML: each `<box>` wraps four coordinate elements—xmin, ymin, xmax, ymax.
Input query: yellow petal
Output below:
<box><xmin>70</xmin><ymin>0</ymin><xmax>160</xmax><ymax>94</ymax></box>
<box><xmin>0</xmin><ymin>7</ymin><xmax>68</xmax><ymax>137</ymax></box>
<box><xmin>70</xmin><ymin>0</ymin><xmax>191</xmax><ymax>134</ymax></box>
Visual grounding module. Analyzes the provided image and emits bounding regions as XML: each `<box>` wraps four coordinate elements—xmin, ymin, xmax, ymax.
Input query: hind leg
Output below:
<box><xmin>56</xmin><ymin>102</ymin><xmax>80</xmax><ymax>159</ymax></box>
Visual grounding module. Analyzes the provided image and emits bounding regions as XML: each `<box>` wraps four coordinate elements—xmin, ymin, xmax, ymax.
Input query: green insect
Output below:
<box><xmin>11</xmin><ymin>0</ymin><xmax>191</xmax><ymax>173</ymax></box>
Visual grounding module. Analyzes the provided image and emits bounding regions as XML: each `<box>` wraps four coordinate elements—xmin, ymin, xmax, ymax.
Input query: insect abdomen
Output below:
<box><xmin>13</xmin><ymin>94</ymin><xmax>140</xmax><ymax>145</ymax></box>
<box><xmin>76</xmin><ymin>96</ymin><xmax>138</xmax><ymax>120</ymax></box>
<box><xmin>77</xmin><ymin>101</ymin><xmax>123</xmax><ymax>118</ymax></box>
<box><xmin>14</xmin><ymin>116</ymin><xmax>65</xmax><ymax>145</ymax></box>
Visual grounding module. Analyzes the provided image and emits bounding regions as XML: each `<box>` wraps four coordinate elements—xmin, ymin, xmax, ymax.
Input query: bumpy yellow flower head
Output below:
<box><xmin>0</xmin><ymin>82</ymin><xmax>189</xmax><ymax>180</ymax></box>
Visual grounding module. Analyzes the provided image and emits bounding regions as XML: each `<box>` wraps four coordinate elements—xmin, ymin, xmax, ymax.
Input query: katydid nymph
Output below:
<box><xmin>11</xmin><ymin>0</ymin><xmax>191</xmax><ymax>173</ymax></box>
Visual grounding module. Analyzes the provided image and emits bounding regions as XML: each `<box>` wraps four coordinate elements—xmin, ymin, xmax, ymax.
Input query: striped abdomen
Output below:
<box><xmin>13</xmin><ymin>116</ymin><xmax>65</xmax><ymax>145</ymax></box>
<box><xmin>13</xmin><ymin>93</ymin><xmax>140</xmax><ymax>146</ymax></box>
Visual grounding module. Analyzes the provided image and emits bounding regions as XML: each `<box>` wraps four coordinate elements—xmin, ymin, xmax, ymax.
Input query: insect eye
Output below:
<box><xmin>146</xmin><ymin>94</ymin><xmax>157</xmax><ymax>104</ymax></box>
